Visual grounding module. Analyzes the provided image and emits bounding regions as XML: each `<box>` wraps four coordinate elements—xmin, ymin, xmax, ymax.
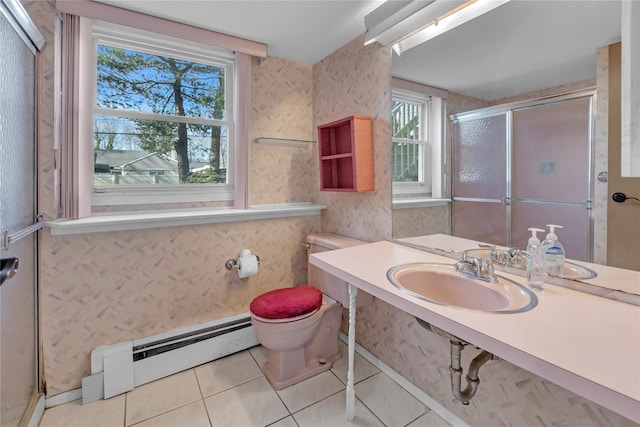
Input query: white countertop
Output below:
<box><xmin>309</xmin><ymin>239</ymin><xmax>640</xmax><ymax>423</ymax></box>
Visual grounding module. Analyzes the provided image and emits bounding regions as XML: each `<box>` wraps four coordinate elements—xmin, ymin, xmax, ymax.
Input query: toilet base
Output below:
<box><xmin>263</xmin><ymin>350</ymin><xmax>341</xmax><ymax>390</ymax></box>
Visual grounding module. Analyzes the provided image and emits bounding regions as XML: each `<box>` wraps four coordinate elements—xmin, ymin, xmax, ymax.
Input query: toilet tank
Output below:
<box><xmin>306</xmin><ymin>233</ymin><xmax>373</xmax><ymax>307</ymax></box>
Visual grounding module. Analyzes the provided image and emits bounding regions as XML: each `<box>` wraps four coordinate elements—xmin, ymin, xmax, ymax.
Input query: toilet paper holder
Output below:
<box><xmin>225</xmin><ymin>252</ymin><xmax>261</xmax><ymax>271</ymax></box>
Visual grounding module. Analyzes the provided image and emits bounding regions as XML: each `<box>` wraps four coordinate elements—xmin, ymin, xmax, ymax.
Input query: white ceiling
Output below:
<box><xmin>95</xmin><ymin>0</ymin><xmax>622</xmax><ymax>101</ymax></box>
<box><xmin>95</xmin><ymin>0</ymin><xmax>383</xmax><ymax>64</ymax></box>
<box><xmin>391</xmin><ymin>0</ymin><xmax>622</xmax><ymax>100</ymax></box>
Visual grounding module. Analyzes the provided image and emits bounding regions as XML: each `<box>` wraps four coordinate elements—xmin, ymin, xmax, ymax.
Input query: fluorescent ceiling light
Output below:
<box><xmin>365</xmin><ymin>0</ymin><xmax>467</xmax><ymax>46</ymax></box>
<box><xmin>365</xmin><ymin>1</ymin><xmax>432</xmax><ymax>46</ymax></box>
<box><xmin>392</xmin><ymin>0</ymin><xmax>511</xmax><ymax>55</ymax></box>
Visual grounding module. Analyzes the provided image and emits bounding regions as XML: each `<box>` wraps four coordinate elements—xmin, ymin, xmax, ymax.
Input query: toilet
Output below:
<box><xmin>249</xmin><ymin>233</ymin><xmax>372</xmax><ymax>390</ymax></box>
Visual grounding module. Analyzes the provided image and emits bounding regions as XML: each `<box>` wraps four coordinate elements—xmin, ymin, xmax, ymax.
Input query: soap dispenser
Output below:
<box><xmin>526</xmin><ymin>227</ymin><xmax>545</xmax><ymax>290</ymax></box>
<box><xmin>540</xmin><ymin>224</ymin><xmax>565</xmax><ymax>277</ymax></box>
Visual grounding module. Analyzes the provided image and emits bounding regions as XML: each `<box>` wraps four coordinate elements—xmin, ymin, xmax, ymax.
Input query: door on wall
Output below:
<box><xmin>0</xmin><ymin>1</ymin><xmax>45</xmax><ymax>425</ymax></box>
<box><xmin>452</xmin><ymin>93</ymin><xmax>594</xmax><ymax>261</ymax></box>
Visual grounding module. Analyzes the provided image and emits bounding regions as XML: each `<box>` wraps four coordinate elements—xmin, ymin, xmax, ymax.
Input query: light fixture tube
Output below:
<box><xmin>392</xmin><ymin>0</ymin><xmax>511</xmax><ymax>55</ymax></box>
<box><xmin>365</xmin><ymin>1</ymin><xmax>434</xmax><ymax>46</ymax></box>
<box><xmin>366</xmin><ymin>0</ymin><xmax>467</xmax><ymax>47</ymax></box>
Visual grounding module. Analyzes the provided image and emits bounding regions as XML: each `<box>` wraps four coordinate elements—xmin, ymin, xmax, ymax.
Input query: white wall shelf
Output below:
<box><xmin>253</xmin><ymin>137</ymin><xmax>316</xmax><ymax>147</ymax></box>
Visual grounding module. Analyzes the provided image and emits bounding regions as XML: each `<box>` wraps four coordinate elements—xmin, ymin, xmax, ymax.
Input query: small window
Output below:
<box><xmin>392</xmin><ymin>88</ymin><xmax>444</xmax><ymax>200</ymax></box>
<box><xmin>91</xmin><ymin>22</ymin><xmax>235</xmax><ymax>206</ymax></box>
<box><xmin>392</xmin><ymin>89</ymin><xmax>430</xmax><ymax>197</ymax></box>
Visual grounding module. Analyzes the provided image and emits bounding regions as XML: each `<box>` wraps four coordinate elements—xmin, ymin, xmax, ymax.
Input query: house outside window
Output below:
<box><xmin>91</xmin><ymin>21</ymin><xmax>235</xmax><ymax>205</ymax></box>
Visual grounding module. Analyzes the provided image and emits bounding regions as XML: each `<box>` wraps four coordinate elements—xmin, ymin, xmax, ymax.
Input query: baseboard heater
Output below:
<box><xmin>82</xmin><ymin>313</ymin><xmax>258</xmax><ymax>404</ymax></box>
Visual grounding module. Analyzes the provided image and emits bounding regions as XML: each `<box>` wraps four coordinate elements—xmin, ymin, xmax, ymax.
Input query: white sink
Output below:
<box><xmin>387</xmin><ymin>263</ymin><xmax>538</xmax><ymax>313</ymax></box>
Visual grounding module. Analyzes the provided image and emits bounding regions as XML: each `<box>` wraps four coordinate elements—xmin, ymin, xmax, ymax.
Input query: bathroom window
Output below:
<box><xmin>392</xmin><ymin>89</ymin><xmax>439</xmax><ymax>198</ymax></box>
<box><xmin>90</xmin><ymin>21</ymin><xmax>235</xmax><ymax>206</ymax></box>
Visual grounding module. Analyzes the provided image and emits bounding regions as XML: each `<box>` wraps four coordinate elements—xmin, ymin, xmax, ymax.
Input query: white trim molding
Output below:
<box><xmin>47</xmin><ymin>202</ymin><xmax>326</xmax><ymax>235</ymax></box>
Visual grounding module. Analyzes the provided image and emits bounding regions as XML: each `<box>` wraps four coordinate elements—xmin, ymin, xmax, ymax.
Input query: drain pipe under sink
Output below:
<box><xmin>449</xmin><ymin>340</ymin><xmax>494</xmax><ymax>405</ymax></box>
<box><xmin>416</xmin><ymin>318</ymin><xmax>496</xmax><ymax>405</ymax></box>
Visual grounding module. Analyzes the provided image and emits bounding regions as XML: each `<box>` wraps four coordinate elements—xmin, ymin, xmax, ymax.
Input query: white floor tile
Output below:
<box><xmin>293</xmin><ymin>390</ymin><xmax>384</xmax><ymax>427</ymax></box>
<box><xmin>194</xmin><ymin>350</ymin><xmax>263</xmax><ymax>397</ymax></box>
<box><xmin>203</xmin><ymin>377</ymin><xmax>289</xmax><ymax>427</ymax></box>
<box><xmin>249</xmin><ymin>345</ymin><xmax>269</xmax><ymax>371</ymax></box>
<box><xmin>331</xmin><ymin>342</ymin><xmax>380</xmax><ymax>385</ymax></box>
<box><xmin>276</xmin><ymin>371</ymin><xmax>345</xmax><ymax>413</ymax></box>
<box><xmin>39</xmin><ymin>395</ymin><xmax>125</xmax><ymax>427</ymax></box>
<box><xmin>41</xmin><ymin>348</ymin><xmax>451</xmax><ymax>427</ymax></box>
<box><xmin>267</xmin><ymin>416</ymin><xmax>299</xmax><ymax>427</ymax></box>
<box><xmin>355</xmin><ymin>373</ymin><xmax>428</xmax><ymax>427</ymax></box>
<box><xmin>406</xmin><ymin>410</ymin><xmax>452</xmax><ymax>427</ymax></box>
<box><xmin>133</xmin><ymin>400</ymin><xmax>211</xmax><ymax>427</ymax></box>
<box><xmin>126</xmin><ymin>369</ymin><xmax>202</xmax><ymax>426</ymax></box>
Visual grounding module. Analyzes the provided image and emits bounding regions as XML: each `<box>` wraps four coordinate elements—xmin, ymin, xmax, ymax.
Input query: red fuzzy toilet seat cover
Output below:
<box><xmin>250</xmin><ymin>286</ymin><xmax>322</xmax><ymax>320</ymax></box>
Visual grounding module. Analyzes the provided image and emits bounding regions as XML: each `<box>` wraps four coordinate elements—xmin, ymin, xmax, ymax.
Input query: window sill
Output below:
<box><xmin>392</xmin><ymin>198</ymin><xmax>451</xmax><ymax>209</ymax></box>
<box><xmin>47</xmin><ymin>202</ymin><xmax>326</xmax><ymax>235</ymax></box>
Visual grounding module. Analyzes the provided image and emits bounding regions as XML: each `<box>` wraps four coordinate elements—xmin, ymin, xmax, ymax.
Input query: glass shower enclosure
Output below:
<box><xmin>451</xmin><ymin>91</ymin><xmax>594</xmax><ymax>262</ymax></box>
<box><xmin>0</xmin><ymin>1</ymin><xmax>45</xmax><ymax>425</ymax></box>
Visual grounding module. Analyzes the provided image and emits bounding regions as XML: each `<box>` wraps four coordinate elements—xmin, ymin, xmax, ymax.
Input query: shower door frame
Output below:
<box><xmin>0</xmin><ymin>0</ymin><xmax>45</xmax><ymax>425</ymax></box>
<box><xmin>451</xmin><ymin>90</ymin><xmax>596</xmax><ymax>261</ymax></box>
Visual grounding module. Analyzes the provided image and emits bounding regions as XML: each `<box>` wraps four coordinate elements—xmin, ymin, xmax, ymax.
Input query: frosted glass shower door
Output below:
<box><xmin>0</xmin><ymin>3</ymin><xmax>43</xmax><ymax>426</ymax></box>
<box><xmin>511</xmin><ymin>98</ymin><xmax>592</xmax><ymax>261</ymax></box>
<box><xmin>452</xmin><ymin>113</ymin><xmax>509</xmax><ymax>246</ymax></box>
<box><xmin>452</xmin><ymin>95</ymin><xmax>594</xmax><ymax>261</ymax></box>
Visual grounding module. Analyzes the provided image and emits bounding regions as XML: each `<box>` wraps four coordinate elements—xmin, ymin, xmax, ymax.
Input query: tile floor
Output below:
<box><xmin>39</xmin><ymin>342</ymin><xmax>452</xmax><ymax>427</ymax></box>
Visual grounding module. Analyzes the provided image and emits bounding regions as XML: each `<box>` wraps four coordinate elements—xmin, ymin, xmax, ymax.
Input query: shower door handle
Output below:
<box><xmin>0</xmin><ymin>257</ymin><xmax>19</xmax><ymax>286</ymax></box>
<box><xmin>0</xmin><ymin>216</ymin><xmax>43</xmax><ymax>286</ymax></box>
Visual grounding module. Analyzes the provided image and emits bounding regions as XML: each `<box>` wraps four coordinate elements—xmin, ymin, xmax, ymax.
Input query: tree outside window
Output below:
<box><xmin>94</xmin><ymin>43</ymin><xmax>231</xmax><ymax>186</ymax></box>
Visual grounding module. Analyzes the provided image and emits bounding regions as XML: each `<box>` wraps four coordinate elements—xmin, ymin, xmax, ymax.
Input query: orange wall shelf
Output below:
<box><xmin>317</xmin><ymin>115</ymin><xmax>374</xmax><ymax>192</ymax></box>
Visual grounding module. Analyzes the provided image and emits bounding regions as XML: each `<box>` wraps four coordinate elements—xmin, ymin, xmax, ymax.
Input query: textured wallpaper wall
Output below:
<box><xmin>39</xmin><ymin>218</ymin><xmax>320</xmax><ymax>394</ymax></box>
<box><xmin>392</xmin><ymin>205</ymin><xmax>451</xmax><ymax>239</ymax></box>
<box><xmin>249</xmin><ymin>56</ymin><xmax>316</xmax><ymax>205</ymax></box>
<box><xmin>313</xmin><ymin>35</ymin><xmax>393</xmax><ymax>243</ymax></box>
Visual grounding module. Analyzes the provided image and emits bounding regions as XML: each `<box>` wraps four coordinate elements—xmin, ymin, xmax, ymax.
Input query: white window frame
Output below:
<box><xmin>392</xmin><ymin>86</ymin><xmax>445</xmax><ymax>202</ymax></box>
<box><xmin>89</xmin><ymin>21</ymin><xmax>236</xmax><ymax>207</ymax></box>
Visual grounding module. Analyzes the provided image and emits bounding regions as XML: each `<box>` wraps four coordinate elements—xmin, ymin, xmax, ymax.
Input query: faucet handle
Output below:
<box><xmin>467</xmin><ymin>257</ymin><xmax>483</xmax><ymax>271</ymax></box>
<box><xmin>479</xmin><ymin>243</ymin><xmax>497</xmax><ymax>257</ymax></box>
<box><xmin>452</xmin><ymin>250</ymin><xmax>468</xmax><ymax>261</ymax></box>
<box><xmin>483</xmin><ymin>259</ymin><xmax>494</xmax><ymax>273</ymax></box>
<box><xmin>478</xmin><ymin>258</ymin><xmax>497</xmax><ymax>282</ymax></box>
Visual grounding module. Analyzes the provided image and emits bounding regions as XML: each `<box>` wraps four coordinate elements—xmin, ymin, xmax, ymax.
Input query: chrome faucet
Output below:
<box><xmin>454</xmin><ymin>255</ymin><xmax>497</xmax><ymax>283</ymax></box>
<box><xmin>478</xmin><ymin>244</ymin><xmax>524</xmax><ymax>269</ymax></box>
<box><xmin>478</xmin><ymin>244</ymin><xmax>498</xmax><ymax>261</ymax></box>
